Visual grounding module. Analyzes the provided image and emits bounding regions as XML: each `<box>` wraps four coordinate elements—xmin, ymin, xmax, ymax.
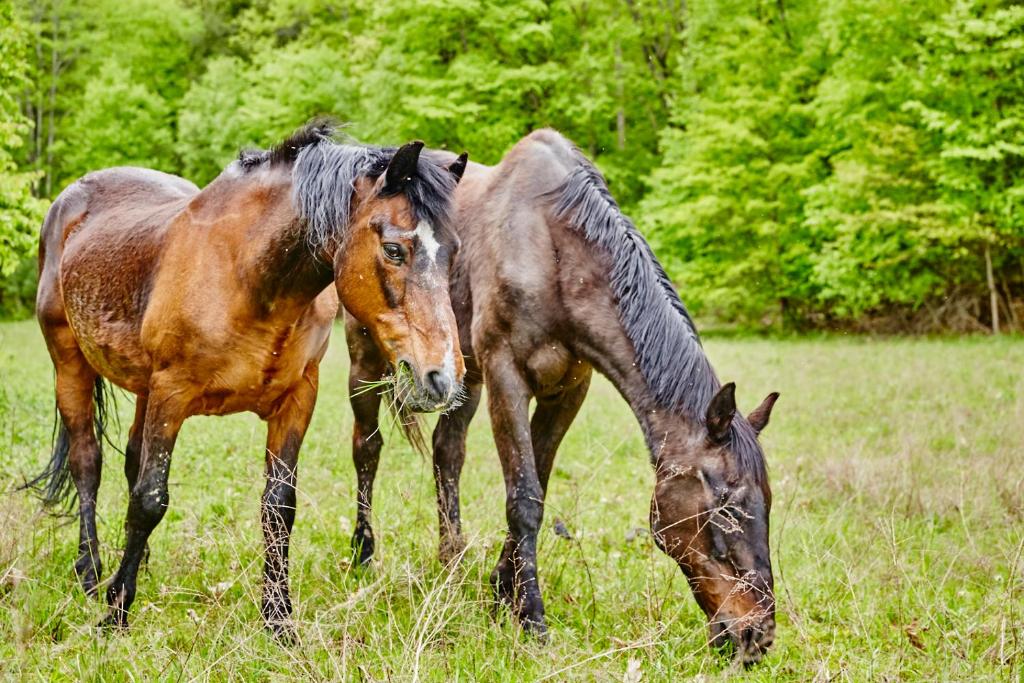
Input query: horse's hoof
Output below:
<box><xmin>521</xmin><ymin>615</ymin><xmax>549</xmax><ymax>641</ymax></box>
<box><xmin>80</xmin><ymin>578</ymin><xmax>101</xmax><ymax>600</ymax></box>
<box><xmin>438</xmin><ymin>538</ymin><xmax>466</xmax><ymax>567</ymax></box>
<box><xmin>74</xmin><ymin>559</ymin><xmax>102</xmax><ymax>598</ymax></box>
<box><xmin>265</xmin><ymin>620</ymin><xmax>296</xmax><ymax>645</ymax></box>
<box><xmin>98</xmin><ymin>611</ymin><xmax>128</xmax><ymax>633</ymax></box>
<box><xmin>488</xmin><ymin>569</ymin><xmax>515</xmax><ymax>609</ymax></box>
<box><xmin>350</xmin><ymin>532</ymin><xmax>375</xmax><ymax>568</ymax></box>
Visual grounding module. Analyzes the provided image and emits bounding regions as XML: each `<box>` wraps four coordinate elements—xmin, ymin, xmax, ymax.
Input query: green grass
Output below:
<box><xmin>1</xmin><ymin>319</ymin><xmax>1022</xmax><ymax>681</ymax></box>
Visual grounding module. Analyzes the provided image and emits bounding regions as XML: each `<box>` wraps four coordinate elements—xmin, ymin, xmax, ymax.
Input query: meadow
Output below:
<box><xmin>1</xmin><ymin>319</ymin><xmax>1021</xmax><ymax>681</ymax></box>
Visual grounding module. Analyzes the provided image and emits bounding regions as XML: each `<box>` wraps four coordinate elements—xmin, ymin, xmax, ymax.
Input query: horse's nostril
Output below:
<box><xmin>425</xmin><ymin>370</ymin><xmax>450</xmax><ymax>401</ymax></box>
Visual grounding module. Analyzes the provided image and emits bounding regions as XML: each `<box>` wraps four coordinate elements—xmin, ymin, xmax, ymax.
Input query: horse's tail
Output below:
<box><xmin>22</xmin><ymin>377</ymin><xmax>111</xmax><ymax>512</ymax></box>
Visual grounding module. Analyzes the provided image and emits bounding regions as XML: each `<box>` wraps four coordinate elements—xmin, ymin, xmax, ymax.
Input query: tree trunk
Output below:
<box><xmin>985</xmin><ymin>244</ymin><xmax>999</xmax><ymax>335</ymax></box>
<box><xmin>46</xmin><ymin>4</ymin><xmax>59</xmax><ymax>197</ymax></box>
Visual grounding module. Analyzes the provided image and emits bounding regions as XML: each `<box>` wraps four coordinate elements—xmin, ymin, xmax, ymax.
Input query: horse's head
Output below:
<box><xmin>335</xmin><ymin>142</ymin><xmax>469</xmax><ymax>412</ymax></box>
<box><xmin>649</xmin><ymin>383</ymin><xmax>778</xmax><ymax>666</ymax></box>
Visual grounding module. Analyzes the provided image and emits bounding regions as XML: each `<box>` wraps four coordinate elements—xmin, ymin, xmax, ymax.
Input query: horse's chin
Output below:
<box><xmin>403</xmin><ymin>393</ymin><xmax>459</xmax><ymax>414</ymax></box>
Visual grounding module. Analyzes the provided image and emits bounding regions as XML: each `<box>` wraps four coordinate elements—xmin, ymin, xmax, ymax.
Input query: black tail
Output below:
<box><xmin>21</xmin><ymin>377</ymin><xmax>112</xmax><ymax>512</ymax></box>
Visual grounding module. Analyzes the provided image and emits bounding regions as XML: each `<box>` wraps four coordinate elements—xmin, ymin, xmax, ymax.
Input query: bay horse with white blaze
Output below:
<box><xmin>27</xmin><ymin>121</ymin><xmax>467</xmax><ymax>638</ymax></box>
<box><xmin>345</xmin><ymin>129</ymin><xmax>779</xmax><ymax>665</ymax></box>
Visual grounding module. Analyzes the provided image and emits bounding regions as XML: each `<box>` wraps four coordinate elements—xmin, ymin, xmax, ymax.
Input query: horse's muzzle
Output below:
<box><xmin>710</xmin><ymin>616</ymin><xmax>775</xmax><ymax>667</ymax></box>
<box><xmin>396</xmin><ymin>360</ymin><xmax>462</xmax><ymax>413</ymax></box>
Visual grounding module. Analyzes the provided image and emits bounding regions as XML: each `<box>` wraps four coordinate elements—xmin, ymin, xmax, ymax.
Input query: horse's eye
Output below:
<box><xmin>382</xmin><ymin>242</ymin><xmax>405</xmax><ymax>264</ymax></box>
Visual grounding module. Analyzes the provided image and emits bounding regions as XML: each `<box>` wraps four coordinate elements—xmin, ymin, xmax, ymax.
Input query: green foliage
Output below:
<box><xmin>0</xmin><ymin>1</ymin><xmax>45</xmax><ymax>316</ymax></box>
<box><xmin>0</xmin><ymin>0</ymin><xmax>1021</xmax><ymax>328</ymax></box>
<box><xmin>643</xmin><ymin>0</ymin><xmax>1023</xmax><ymax>329</ymax></box>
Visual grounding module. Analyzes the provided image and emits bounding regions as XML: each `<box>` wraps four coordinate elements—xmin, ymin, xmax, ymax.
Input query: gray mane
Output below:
<box><xmin>238</xmin><ymin>121</ymin><xmax>457</xmax><ymax>252</ymax></box>
<box><xmin>552</xmin><ymin>151</ymin><xmax>766</xmax><ymax>483</ymax></box>
<box><xmin>291</xmin><ymin>142</ymin><xmax>389</xmax><ymax>251</ymax></box>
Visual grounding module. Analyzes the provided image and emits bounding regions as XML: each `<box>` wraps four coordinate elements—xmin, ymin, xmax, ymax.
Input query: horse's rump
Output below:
<box><xmin>38</xmin><ymin>168</ymin><xmax>199</xmax><ymax>390</ymax></box>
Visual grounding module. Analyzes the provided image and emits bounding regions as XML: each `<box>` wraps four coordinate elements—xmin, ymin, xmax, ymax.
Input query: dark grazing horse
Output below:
<box><xmin>27</xmin><ymin>121</ymin><xmax>467</xmax><ymax>638</ymax></box>
<box><xmin>344</xmin><ymin>130</ymin><xmax>779</xmax><ymax>665</ymax></box>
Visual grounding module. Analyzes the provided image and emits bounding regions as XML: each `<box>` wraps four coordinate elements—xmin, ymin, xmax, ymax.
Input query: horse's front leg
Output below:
<box><xmin>346</xmin><ymin>325</ymin><xmax>387</xmax><ymax>566</ymax></box>
<box><xmin>431</xmin><ymin>382</ymin><xmax>482</xmax><ymax>565</ymax></box>
<box><xmin>103</xmin><ymin>378</ymin><xmax>187</xmax><ymax>629</ymax></box>
<box><xmin>484</xmin><ymin>349</ymin><xmax>547</xmax><ymax>636</ymax></box>
<box><xmin>261</xmin><ymin>369</ymin><xmax>318</xmax><ymax>641</ymax></box>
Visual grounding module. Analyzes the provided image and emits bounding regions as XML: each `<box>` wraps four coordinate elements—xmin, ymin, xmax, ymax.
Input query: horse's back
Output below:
<box><xmin>38</xmin><ymin>167</ymin><xmax>199</xmax><ymax>391</ymax></box>
<box><xmin>458</xmin><ymin>130</ymin><xmax>579</xmax><ymax>323</ymax></box>
<box><xmin>455</xmin><ymin>130</ymin><xmax>612</xmax><ymax>393</ymax></box>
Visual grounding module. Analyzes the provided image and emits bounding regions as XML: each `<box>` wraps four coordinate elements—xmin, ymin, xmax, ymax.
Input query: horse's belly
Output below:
<box><xmin>189</xmin><ymin>319</ymin><xmax>332</xmax><ymax>419</ymax></box>
<box><xmin>69</xmin><ymin>315</ymin><xmax>151</xmax><ymax>393</ymax></box>
<box><xmin>61</xmin><ymin>261</ymin><xmax>153</xmax><ymax>393</ymax></box>
<box><xmin>190</xmin><ymin>356</ymin><xmax>306</xmax><ymax>418</ymax></box>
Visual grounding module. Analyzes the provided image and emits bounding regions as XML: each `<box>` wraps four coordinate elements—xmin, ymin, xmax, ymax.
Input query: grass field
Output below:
<box><xmin>1</xmin><ymin>319</ymin><xmax>1022</xmax><ymax>681</ymax></box>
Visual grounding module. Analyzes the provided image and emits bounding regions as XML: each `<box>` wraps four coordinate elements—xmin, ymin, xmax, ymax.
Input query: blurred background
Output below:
<box><xmin>0</xmin><ymin>0</ymin><xmax>1021</xmax><ymax>333</ymax></box>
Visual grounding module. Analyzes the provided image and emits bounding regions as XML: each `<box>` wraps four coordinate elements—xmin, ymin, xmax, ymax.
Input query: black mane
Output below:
<box><xmin>552</xmin><ymin>150</ymin><xmax>766</xmax><ymax>484</ymax></box>
<box><xmin>236</xmin><ymin>121</ymin><xmax>458</xmax><ymax>251</ymax></box>
<box><xmin>237</xmin><ymin>119</ymin><xmax>337</xmax><ymax>170</ymax></box>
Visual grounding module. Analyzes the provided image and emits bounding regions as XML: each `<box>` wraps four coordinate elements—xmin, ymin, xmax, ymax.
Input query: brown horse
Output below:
<box><xmin>27</xmin><ymin>121</ymin><xmax>468</xmax><ymax>638</ymax></box>
<box><xmin>345</xmin><ymin>130</ymin><xmax>779</xmax><ymax>665</ymax></box>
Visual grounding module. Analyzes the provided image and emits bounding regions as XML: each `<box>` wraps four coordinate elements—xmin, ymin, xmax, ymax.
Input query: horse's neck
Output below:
<box><xmin>565</xmin><ymin>261</ymin><xmax>707</xmax><ymax>462</ymax></box>
<box><xmin>589</xmin><ymin>331</ymin><xmax>703</xmax><ymax>461</ymax></box>
<box><xmin>240</xmin><ymin>183</ymin><xmax>334</xmax><ymax>317</ymax></box>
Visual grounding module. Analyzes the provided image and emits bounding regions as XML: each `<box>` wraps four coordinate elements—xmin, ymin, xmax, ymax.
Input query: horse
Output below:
<box><xmin>344</xmin><ymin>129</ymin><xmax>779</xmax><ymax>665</ymax></box>
<box><xmin>25</xmin><ymin>121</ymin><xmax>469</xmax><ymax>638</ymax></box>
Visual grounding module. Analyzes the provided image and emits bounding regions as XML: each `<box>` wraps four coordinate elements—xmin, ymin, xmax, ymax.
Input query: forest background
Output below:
<box><xmin>0</xmin><ymin>0</ymin><xmax>1021</xmax><ymax>332</ymax></box>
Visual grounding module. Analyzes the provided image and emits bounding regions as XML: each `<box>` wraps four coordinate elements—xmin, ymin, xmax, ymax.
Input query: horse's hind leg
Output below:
<box><xmin>531</xmin><ymin>369</ymin><xmax>591</xmax><ymax>495</ymax></box>
<box><xmin>123</xmin><ymin>395</ymin><xmax>147</xmax><ymax>492</ymax></box>
<box><xmin>484</xmin><ymin>349</ymin><xmax>547</xmax><ymax>636</ymax></box>
<box><xmin>103</xmin><ymin>376</ymin><xmax>188</xmax><ymax>629</ymax></box>
<box><xmin>123</xmin><ymin>395</ymin><xmax>149</xmax><ymax>566</ymax></box>
<box><xmin>490</xmin><ymin>371</ymin><xmax>590</xmax><ymax>617</ymax></box>
<box><xmin>431</xmin><ymin>382</ymin><xmax>482</xmax><ymax>565</ymax></box>
<box><xmin>38</xmin><ymin>314</ymin><xmax>105</xmax><ymax>596</ymax></box>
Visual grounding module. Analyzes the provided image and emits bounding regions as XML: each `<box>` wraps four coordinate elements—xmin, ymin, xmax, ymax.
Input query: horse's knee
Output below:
<box><xmin>128</xmin><ymin>486</ymin><xmax>168</xmax><ymax>531</ymax></box>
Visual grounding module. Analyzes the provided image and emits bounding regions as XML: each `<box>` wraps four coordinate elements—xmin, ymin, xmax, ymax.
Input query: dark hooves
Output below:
<box><xmin>520</xmin><ymin>614</ymin><xmax>549</xmax><ymax>641</ymax></box>
<box><xmin>265</xmin><ymin>620</ymin><xmax>297</xmax><ymax>645</ymax></box>
<box><xmin>81</xmin><ymin>580</ymin><xmax>102</xmax><ymax>601</ymax></box>
<box><xmin>350</xmin><ymin>531</ymin><xmax>375</xmax><ymax>568</ymax></box>
<box><xmin>98</xmin><ymin>610</ymin><xmax>128</xmax><ymax>633</ymax></box>
<box><xmin>489</xmin><ymin>570</ymin><xmax>515</xmax><ymax>611</ymax></box>
<box><xmin>74</xmin><ymin>561</ymin><xmax>102</xmax><ymax>599</ymax></box>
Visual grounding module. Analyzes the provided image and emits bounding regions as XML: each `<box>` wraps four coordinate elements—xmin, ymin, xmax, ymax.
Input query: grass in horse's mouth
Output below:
<box><xmin>350</xmin><ymin>376</ymin><xmax>396</xmax><ymax>399</ymax></box>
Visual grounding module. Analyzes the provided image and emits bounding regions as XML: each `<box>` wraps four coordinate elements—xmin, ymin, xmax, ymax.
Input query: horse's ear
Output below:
<box><xmin>747</xmin><ymin>392</ymin><xmax>779</xmax><ymax>435</ymax></box>
<box><xmin>447</xmin><ymin>152</ymin><xmax>468</xmax><ymax>184</ymax></box>
<box><xmin>706</xmin><ymin>382</ymin><xmax>736</xmax><ymax>443</ymax></box>
<box><xmin>382</xmin><ymin>140</ymin><xmax>425</xmax><ymax>195</ymax></box>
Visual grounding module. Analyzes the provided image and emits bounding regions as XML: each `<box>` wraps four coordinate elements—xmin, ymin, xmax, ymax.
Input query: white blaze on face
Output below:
<box><xmin>414</xmin><ymin>220</ymin><xmax>441</xmax><ymax>265</ymax></box>
<box><xmin>442</xmin><ymin>336</ymin><xmax>455</xmax><ymax>385</ymax></box>
<box><xmin>409</xmin><ymin>219</ymin><xmax>458</xmax><ymax>402</ymax></box>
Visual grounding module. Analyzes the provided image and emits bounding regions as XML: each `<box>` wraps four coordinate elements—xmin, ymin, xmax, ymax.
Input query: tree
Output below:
<box><xmin>0</xmin><ymin>1</ymin><xmax>45</xmax><ymax>296</ymax></box>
